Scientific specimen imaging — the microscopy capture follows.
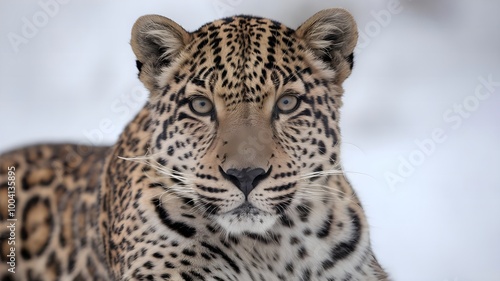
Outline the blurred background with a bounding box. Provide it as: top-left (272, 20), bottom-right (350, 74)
top-left (1, 0), bottom-right (499, 280)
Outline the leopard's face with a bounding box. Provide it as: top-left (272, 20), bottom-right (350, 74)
top-left (131, 10), bottom-right (358, 234)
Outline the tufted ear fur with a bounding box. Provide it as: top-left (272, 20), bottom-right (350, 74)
top-left (296, 8), bottom-right (358, 84)
top-left (131, 15), bottom-right (191, 91)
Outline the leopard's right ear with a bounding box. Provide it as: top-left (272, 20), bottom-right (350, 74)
top-left (131, 15), bottom-right (191, 88)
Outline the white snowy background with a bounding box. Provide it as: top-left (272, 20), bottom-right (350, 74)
top-left (1, 1), bottom-right (500, 280)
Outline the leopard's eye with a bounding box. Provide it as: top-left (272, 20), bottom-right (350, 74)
top-left (276, 95), bottom-right (300, 114)
top-left (189, 96), bottom-right (213, 115)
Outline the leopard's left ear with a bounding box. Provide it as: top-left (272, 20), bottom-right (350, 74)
top-left (296, 8), bottom-right (358, 84)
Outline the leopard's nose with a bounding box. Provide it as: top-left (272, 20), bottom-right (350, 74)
top-left (219, 166), bottom-right (272, 197)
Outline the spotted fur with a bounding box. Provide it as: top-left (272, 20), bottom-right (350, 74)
top-left (0, 9), bottom-right (389, 281)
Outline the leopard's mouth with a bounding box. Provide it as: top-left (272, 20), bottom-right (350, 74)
top-left (215, 202), bottom-right (277, 234)
top-left (230, 202), bottom-right (261, 216)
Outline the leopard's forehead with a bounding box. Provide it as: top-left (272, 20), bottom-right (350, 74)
top-left (182, 16), bottom-right (314, 108)
top-left (193, 15), bottom-right (297, 60)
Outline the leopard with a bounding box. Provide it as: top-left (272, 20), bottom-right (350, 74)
top-left (0, 8), bottom-right (390, 281)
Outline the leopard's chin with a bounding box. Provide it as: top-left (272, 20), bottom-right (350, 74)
top-left (215, 203), bottom-right (277, 235)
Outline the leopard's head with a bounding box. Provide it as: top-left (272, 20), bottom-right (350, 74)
top-left (131, 9), bottom-right (358, 234)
